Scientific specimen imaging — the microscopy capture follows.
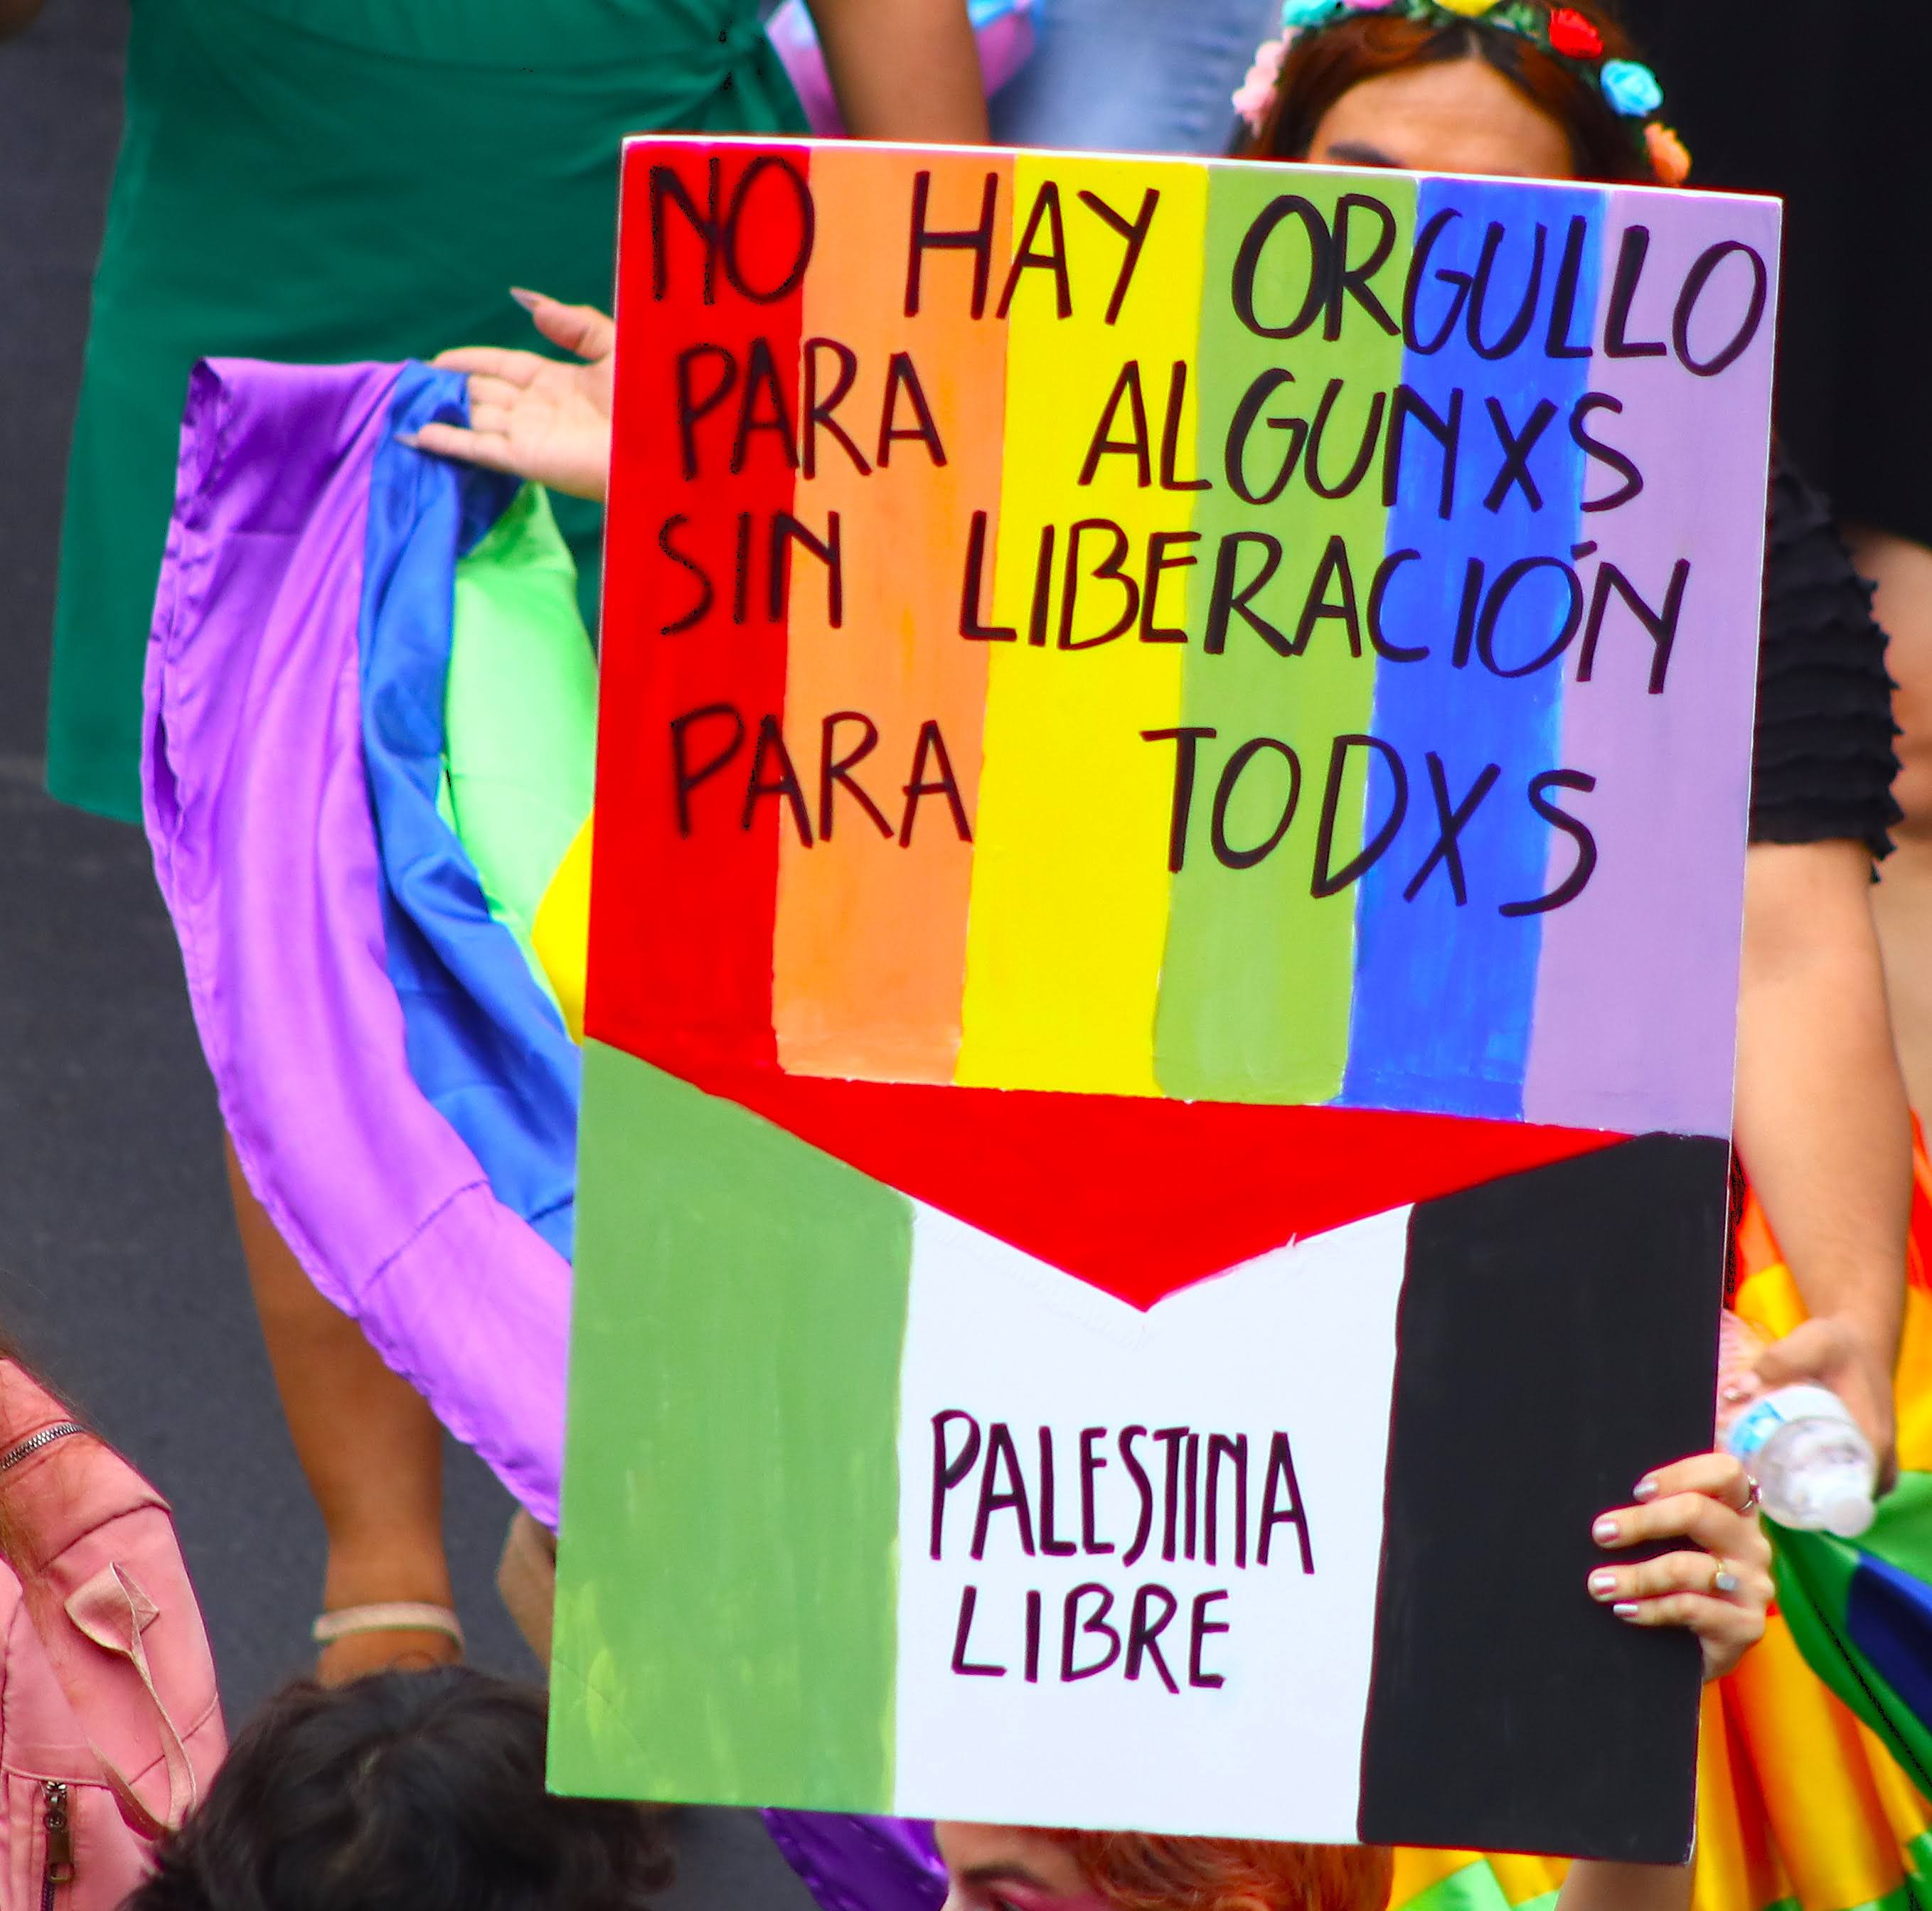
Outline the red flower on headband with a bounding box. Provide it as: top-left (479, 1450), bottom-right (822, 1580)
top-left (1547, 8), bottom-right (1604, 58)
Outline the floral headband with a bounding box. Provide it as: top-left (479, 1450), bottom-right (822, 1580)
top-left (1234, 0), bottom-right (1692, 186)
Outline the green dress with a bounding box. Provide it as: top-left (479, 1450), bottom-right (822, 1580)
top-left (48, 0), bottom-right (806, 821)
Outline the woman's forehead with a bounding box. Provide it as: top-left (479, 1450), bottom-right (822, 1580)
top-left (1308, 57), bottom-right (1579, 180)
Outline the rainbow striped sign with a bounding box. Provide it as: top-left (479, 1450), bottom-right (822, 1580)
top-left (588, 139), bottom-right (1776, 1138)
top-left (556, 139), bottom-right (1778, 1857)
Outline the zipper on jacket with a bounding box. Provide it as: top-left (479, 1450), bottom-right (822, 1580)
top-left (41, 1780), bottom-right (73, 1911)
top-left (0, 1424), bottom-right (83, 1473)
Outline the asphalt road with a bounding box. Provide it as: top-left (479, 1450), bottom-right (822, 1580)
top-left (0, 8), bottom-right (813, 1904)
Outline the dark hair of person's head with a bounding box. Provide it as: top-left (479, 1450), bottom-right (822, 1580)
top-left (1251, 1), bottom-right (1651, 185)
top-left (124, 1668), bottom-right (672, 1911)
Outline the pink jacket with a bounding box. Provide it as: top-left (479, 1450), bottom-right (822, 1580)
top-left (0, 1364), bottom-right (225, 1910)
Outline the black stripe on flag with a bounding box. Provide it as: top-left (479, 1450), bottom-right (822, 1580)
top-left (1357, 1133), bottom-right (1729, 1861)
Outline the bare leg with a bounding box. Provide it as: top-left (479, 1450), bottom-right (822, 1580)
top-left (1850, 527), bottom-right (1932, 1115)
top-left (223, 1136), bottom-right (459, 1683)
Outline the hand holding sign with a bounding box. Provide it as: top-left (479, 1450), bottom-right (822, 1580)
top-left (1587, 1451), bottom-right (1773, 1683)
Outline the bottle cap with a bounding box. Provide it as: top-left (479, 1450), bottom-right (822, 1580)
top-left (1822, 1486), bottom-right (1877, 1540)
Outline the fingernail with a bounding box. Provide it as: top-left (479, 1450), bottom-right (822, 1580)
top-left (1593, 1516), bottom-right (1620, 1544)
top-left (394, 430), bottom-right (420, 449)
top-left (1714, 1569), bottom-right (1741, 1595)
top-left (510, 286), bottom-right (543, 311)
top-left (1633, 1477), bottom-right (1659, 1502)
top-left (1589, 1570), bottom-right (1618, 1599)
top-left (1613, 1601), bottom-right (1641, 1621)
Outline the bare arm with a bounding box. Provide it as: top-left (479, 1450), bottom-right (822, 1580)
top-left (1732, 839), bottom-right (1913, 1471)
top-left (0, 0), bottom-right (48, 38)
top-left (805, 0), bottom-right (988, 144)
top-left (1557, 1863), bottom-right (1692, 1911)
top-left (1554, 1455), bottom-right (1768, 1911)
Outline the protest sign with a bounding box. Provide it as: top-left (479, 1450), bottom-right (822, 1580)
top-left (550, 136), bottom-right (1779, 1861)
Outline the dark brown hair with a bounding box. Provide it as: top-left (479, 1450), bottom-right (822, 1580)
top-left (127, 1669), bottom-right (671, 1911)
top-left (1044, 1829), bottom-right (1394, 1911)
top-left (1251, 3), bottom-right (1651, 185)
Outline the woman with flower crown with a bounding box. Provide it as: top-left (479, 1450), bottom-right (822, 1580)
top-left (160, 0), bottom-right (1925, 1904)
top-left (1222, 9), bottom-right (1924, 1909)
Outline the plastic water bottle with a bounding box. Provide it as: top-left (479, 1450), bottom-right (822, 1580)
top-left (1717, 1312), bottom-right (1877, 1539)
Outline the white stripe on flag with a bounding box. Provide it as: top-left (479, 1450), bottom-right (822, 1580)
top-left (892, 1201), bottom-right (1411, 1841)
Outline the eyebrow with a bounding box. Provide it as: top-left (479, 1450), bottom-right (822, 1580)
top-left (1323, 139), bottom-right (1400, 168)
top-left (961, 1866), bottom-right (1057, 1891)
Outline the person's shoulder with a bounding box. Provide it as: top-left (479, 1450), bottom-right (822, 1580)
top-left (1761, 445), bottom-right (1884, 648)
top-left (0, 1363), bottom-right (225, 1838)
top-left (0, 1363), bottom-right (166, 1569)
top-left (1753, 444), bottom-right (1901, 858)
top-left (1766, 445), bottom-right (1838, 552)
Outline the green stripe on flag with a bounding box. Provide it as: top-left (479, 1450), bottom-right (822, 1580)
top-left (1840, 1885), bottom-right (1918, 1911)
top-left (1859, 1471), bottom-right (1932, 1587)
top-left (1906, 1827), bottom-right (1932, 1882)
top-left (550, 1041), bottom-right (913, 1809)
top-left (447, 481), bottom-right (598, 1003)
top-left (1771, 1513), bottom-right (1932, 1803)
top-left (1393, 1862), bottom-right (1555, 1911)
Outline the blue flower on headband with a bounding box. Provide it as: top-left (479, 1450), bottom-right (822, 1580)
top-left (1281, 0), bottom-right (1343, 26)
top-left (1600, 59), bottom-right (1664, 117)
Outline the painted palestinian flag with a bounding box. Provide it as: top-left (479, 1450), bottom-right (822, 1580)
top-left (561, 1041), bottom-right (1726, 1855)
top-left (552, 138), bottom-right (1781, 1861)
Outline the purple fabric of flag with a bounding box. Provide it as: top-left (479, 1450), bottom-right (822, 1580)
top-left (142, 357), bottom-right (570, 1527)
top-left (762, 1813), bottom-right (944, 1911)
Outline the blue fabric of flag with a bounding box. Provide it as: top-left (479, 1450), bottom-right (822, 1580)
top-left (357, 365), bottom-right (582, 1260)
top-left (1846, 1548), bottom-right (1932, 1738)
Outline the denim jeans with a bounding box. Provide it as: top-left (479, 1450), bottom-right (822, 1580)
top-left (990, 0), bottom-right (1276, 156)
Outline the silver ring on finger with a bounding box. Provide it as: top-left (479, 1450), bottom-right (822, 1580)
top-left (1712, 1558), bottom-right (1741, 1597)
top-left (1737, 1473), bottom-right (1761, 1516)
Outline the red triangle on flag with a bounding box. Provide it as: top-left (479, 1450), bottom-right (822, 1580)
top-left (668, 1059), bottom-right (1621, 1310)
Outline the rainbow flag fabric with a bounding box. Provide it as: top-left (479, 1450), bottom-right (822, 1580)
top-left (143, 358), bottom-right (589, 1527)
